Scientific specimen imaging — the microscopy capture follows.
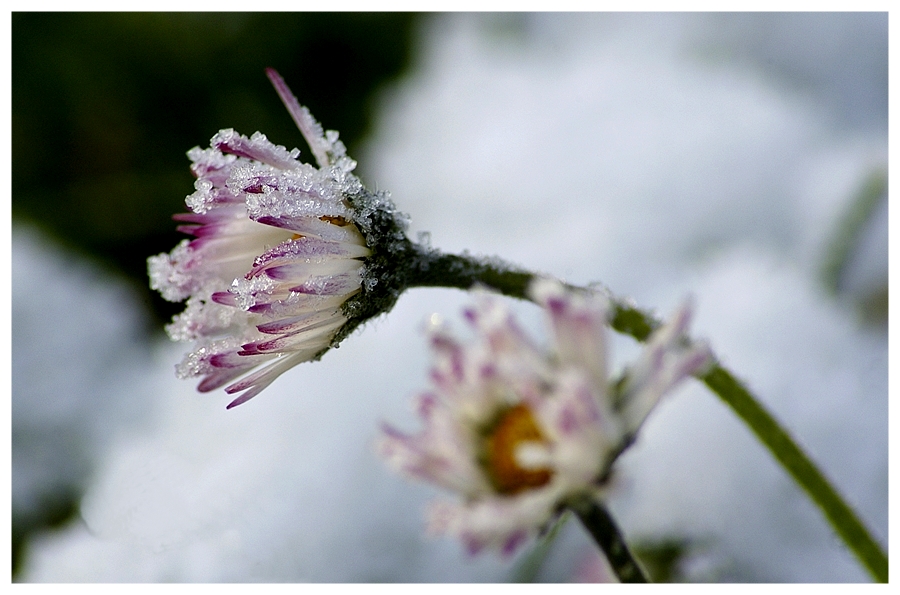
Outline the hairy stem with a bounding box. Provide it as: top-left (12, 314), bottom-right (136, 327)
top-left (404, 248), bottom-right (888, 583)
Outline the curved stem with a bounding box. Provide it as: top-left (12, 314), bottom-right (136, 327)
top-left (570, 496), bottom-right (649, 583)
top-left (701, 366), bottom-right (888, 583)
top-left (404, 248), bottom-right (888, 583)
top-left (402, 246), bottom-right (534, 299)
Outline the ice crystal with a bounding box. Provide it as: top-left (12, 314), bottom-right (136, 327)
top-left (147, 69), bottom-right (415, 407)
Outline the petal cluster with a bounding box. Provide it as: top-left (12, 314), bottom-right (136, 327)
top-left (378, 279), bottom-right (712, 555)
top-left (148, 70), bottom-right (370, 408)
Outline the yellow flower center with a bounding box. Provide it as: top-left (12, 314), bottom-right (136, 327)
top-left (319, 215), bottom-right (350, 226)
top-left (291, 216), bottom-right (351, 240)
top-left (482, 404), bottom-right (553, 495)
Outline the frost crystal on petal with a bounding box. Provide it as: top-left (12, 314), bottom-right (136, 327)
top-left (147, 241), bottom-right (194, 302)
top-left (147, 70), bottom-right (384, 407)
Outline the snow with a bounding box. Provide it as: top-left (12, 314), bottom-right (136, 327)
top-left (14, 13), bottom-right (887, 582)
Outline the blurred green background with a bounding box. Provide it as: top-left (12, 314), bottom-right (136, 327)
top-left (12, 12), bottom-right (421, 330)
top-left (11, 11), bottom-right (420, 574)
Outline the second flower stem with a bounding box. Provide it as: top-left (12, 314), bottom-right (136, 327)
top-left (570, 496), bottom-right (649, 583)
top-left (403, 247), bottom-right (888, 583)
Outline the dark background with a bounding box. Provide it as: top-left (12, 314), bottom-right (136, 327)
top-left (11, 12), bottom-right (421, 575)
top-left (12, 12), bottom-right (421, 330)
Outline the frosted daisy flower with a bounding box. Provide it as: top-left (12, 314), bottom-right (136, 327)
top-left (378, 278), bottom-right (713, 555)
top-left (149, 69), bottom-right (397, 408)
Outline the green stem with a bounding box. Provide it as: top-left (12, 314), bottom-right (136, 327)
top-left (404, 249), bottom-right (888, 583)
top-left (512, 511), bottom-right (571, 582)
top-left (701, 366), bottom-right (888, 583)
top-left (403, 247), bottom-right (534, 299)
top-left (820, 168), bottom-right (887, 294)
top-left (570, 496), bottom-right (649, 583)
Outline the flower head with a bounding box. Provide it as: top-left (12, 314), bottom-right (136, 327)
top-left (378, 279), bottom-right (712, 555)
top-left (149, 69), bottom-right (408, 408)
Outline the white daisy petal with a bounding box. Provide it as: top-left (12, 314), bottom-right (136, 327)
top-left (379, 278), bottom-right (708, 556)
top-left (147, 71), bottom-right (372, 407)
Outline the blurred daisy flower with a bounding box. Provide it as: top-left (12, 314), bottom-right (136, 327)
top-left (149, 69), bottom-right (405, 408)
top-left (378, 278), bottom-right (712, 555)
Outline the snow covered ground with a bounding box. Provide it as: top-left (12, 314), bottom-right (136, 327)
top-left (13, 13), bottom-right (887, 582)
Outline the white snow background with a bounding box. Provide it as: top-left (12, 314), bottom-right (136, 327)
top-left (13, 13), bottom-right (888, 582)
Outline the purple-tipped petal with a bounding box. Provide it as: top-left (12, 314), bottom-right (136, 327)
top-left (212, 129), bottom-right (300, 171)
top-left (378, 280), bottom-right (708, 558)
top-left (197, 366), bottom-right (255, 393)
top-left (501, 530), bottom-right (528, 557)
top-left (266, 68), bottom-right (332, 168)
top-left (148, 70), bottom-right (379, 409)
